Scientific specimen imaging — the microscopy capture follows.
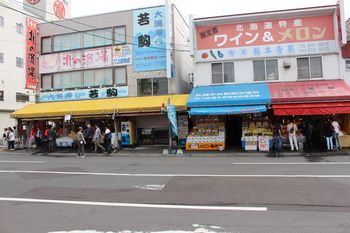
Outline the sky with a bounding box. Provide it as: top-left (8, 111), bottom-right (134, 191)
top-left (71, 0), bottom-right (349, 21)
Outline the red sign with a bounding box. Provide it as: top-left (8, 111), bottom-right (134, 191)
top-left (25, 18), bottom-right (38, 90)
top-left (53, 0), bottom-right (65, 19)
top-left (268, 80), bottom-right (350, 103)
top-left (27, 0), bottom-right (40, 4)
top-left (196, 15), bottom-right (335, 50)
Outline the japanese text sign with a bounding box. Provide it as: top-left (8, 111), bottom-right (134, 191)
top-left (196, 15), bottom-right (336, 61)
top-left (39, 86), bottom-right (129, 102)
top-left (113, 45), bottom-right (132, 66)
top-left (133, 6), bottom-right (167, 72)
top-left (25, 18), bottom-right (38, 90)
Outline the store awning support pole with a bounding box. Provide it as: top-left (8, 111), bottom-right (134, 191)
top-left (113, 109), bottom-right (119, 150)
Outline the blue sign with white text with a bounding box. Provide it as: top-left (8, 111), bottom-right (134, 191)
top-left (133, 6), bottom-right (166, 72)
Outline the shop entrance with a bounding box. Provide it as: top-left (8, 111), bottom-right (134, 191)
top-left (226, 116), bottom-right (243, 149)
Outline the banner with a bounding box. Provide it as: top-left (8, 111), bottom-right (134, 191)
top-left (167, 104), bottom-right (178, 137)
top-left (113, 45), bottom-right (132, 66)
top-left (25, 18), bottom-right (38, 90)
top-left (133, 6), bottom-right (167, 72)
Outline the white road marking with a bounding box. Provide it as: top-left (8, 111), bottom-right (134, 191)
top-left (0, 160), bottom-right (46, 164)
top-left (135, 184), bottom-right (165, 190)
top-left (0, 197), bottom-right (267, 211)
top-left (49, 228), bottom-right (224, 233)
top-left (0, 170), bottom-right (350, 178)
top-left (233, 162), bottom-right (350, 165)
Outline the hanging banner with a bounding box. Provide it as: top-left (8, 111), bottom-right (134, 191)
top-left (113, 45), bottom-right (132, 66)
top-left (25, 18), bottom-right (38, 90)
top-left (167, 104), bottom-right (178, 137)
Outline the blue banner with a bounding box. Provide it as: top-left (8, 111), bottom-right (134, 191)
top-left (189, 105), bottom-right (267, 116)
top-left (187, 83), bottom-right (271, 107)
top-left (133, 6), bottom-right (166, 72)
top-left (39, 86), bottom-right (128, 102)
top-left (167, 104), bottom-right (178, 137)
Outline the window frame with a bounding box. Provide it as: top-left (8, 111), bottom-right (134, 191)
top-left (211, 62), bottom-right (235, 84)
top-left (113, 66), bottom-right (127, 86)
top-left (346, 59), bottom-right (350, 71)
top-left (41, 74), bottom-right (53, 90)
top-left (297, 56), bottom-right (323, 80)
top-left (53, 32), bottom-right (83, 53)
top-left (0, 91), bottom-right (4, 101)
top-left (137, 77), bottom-right (169, 96)
top-left (0, 52), bottom-right (3, 64)
top-left (0, 16), bottom-right (4, 27)
top-left (83, 27), bottom-right (113, 49)
top-left (253, 59), bottom-right (279, 82)
top-left (16, 92), bottom-right (29, 102)
top-left (16, 57), bottom-right (23, 68)
top-left (113, 26), bottom-right (126, 45)
top-left (16, 23), bottom-right (23, 34)
top-left (41, 37), bottom-right (52, 54)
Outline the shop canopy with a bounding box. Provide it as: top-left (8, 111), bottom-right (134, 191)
top-left (187, 83), bottom-right (271, 108)
top-left (11, 94), bottom-right (189, 119)
top-left (272, 102), bottom-right (350, 116)
top-left (189, 105), bottom-right (267, 116)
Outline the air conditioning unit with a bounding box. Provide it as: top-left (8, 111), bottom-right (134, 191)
top-left (283, 61), bottom-right (291, 69)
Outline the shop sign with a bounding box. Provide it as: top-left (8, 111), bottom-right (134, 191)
top-left (39, 47), bottom-right (113, 73)
top-left (113, 45), bottom-right (132, 66)
top-left (54, 0), bottom-right (65, 19)
top-left (25, 18), bottom-right (38, 90)
top-left (336, 0), bottom-right (347, 46)
top-left (167, 104), bottom-right (178, 136)
top-left (258, 136), bottom-right (270, 152)
top-left (39, 86), bottom-right (128, 102)
top-left (133, 6), bottom-right (167, 72)
top-left (27, 0), bottom-right (40, 4)
top-left (195, 15), bottom-right (336, 62)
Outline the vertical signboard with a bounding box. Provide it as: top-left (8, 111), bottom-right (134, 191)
top-left (25, 18), bottom-right (38, 90)
top-left (336, 0), bottom-right (347, 46)
top-left (165, 0), bottom-right (174, 78)
top-left (133, 6), bottom-right (166, 72)
top-left (167, 104), bottom-right (178, 136)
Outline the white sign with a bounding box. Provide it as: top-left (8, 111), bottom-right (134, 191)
top-left (258, 136), bottom-right (270, 152)
top-left (112, 45), bottom-right (132, 66)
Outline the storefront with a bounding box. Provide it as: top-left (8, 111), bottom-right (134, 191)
top-left (269, 80), bottom-right (350, 149)
top-left (186, 83), bottom-right (272, 151)
top-left (11, 94), bottom-right (189, 148)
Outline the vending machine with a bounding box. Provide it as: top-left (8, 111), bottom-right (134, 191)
top-left (121, 121), bottom-right (134, 146)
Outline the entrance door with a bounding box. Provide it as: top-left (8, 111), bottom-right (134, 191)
top-left (226, 116), bottom-right (243, 149)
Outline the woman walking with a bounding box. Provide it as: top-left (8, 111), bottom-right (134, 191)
top-left (77, 127), bottom-right (86, 157)
top-left (323, 119), bottom-right (334, 152)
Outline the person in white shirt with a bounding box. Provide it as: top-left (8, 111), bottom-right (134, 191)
top-left (331, 118), bottom-right (342, 150)
top-left (287, 119), bottom-right (298, 151)
top-left (7, 128), bottom-right (15, 151)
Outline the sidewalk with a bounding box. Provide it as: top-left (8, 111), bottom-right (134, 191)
top-left (0, 146), bottom-right (349, 158)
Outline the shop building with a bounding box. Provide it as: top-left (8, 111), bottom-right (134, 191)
top-left (0, 0), bottom-right (71, 139)
top-left (187, 4), bottom-right (350, 151)
top-left (11, 2), bottom-right (193, 148)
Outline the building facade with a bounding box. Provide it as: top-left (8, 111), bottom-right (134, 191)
top-left (186, 5), bottom-right (350, 151)
top-left (12, 3), bottom-right (193, 148)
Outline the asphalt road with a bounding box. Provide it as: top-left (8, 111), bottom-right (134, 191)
top-left (0, 152), bottom-right (350, 233)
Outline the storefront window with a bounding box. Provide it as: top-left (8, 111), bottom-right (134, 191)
top-left (297, 57), bottom-right (322, 79)
top-left (42, 74), bottom-right (52, 90)
top-left (212, 62), bottom-right (235, 84)
top-left (253, 59), bottom-right (278, 81)
top-left (114, 67), bottom-right (127, 85)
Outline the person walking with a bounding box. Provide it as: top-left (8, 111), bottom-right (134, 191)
top-left (7, 128), bottom-right (15, 151)
top-left (35, 127), bottom-right (42, 148)
top-left (2, 128), bottom-right (8, 149)
top-left (301, 121), bottom-right (313, 150)
top-left (84, 124), bottom-right (94, 151)
top-left (273, 122), bottom-right (283, 157)
top-left (104, 126), bottom-right (112, 155)
top-left (331, 118), bottom-right (342, 150)
top-left (324, 119), bottom-right (334, 151)
top-left (93, 125), bottom-right (105, 153)
top-left (287, 119), bottom-right (298, 151)
top-left (47, 126), bottom-right (55, 153)
top-left (77, 127), bottom-right (86, 157)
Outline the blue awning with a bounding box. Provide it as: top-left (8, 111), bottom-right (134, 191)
top-left (189, 105), bottom-right (267, 116)
top-left (187, 83), bottom-right (271, 108)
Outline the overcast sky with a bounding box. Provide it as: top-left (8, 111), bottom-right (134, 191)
top-left (71, 0), bottom-right (349, 21)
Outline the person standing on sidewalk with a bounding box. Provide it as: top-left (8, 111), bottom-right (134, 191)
top-left (77, 127), bottom-right (86, 157)
top-left (84, 124), bottom-right (94, 151)
top-left (324, 119), bottom-right (334, 152)
top-left (287, 119), bottom-right (298, 151)
top-left (273, 122), bottom-right (283, 156)
top-left (104, 126), bottom-right (112, 155)
top-left (7, 128), bottom-right (15, 151)
top-left (93, 125), bottom-right (105, 153)
top-left (331, 118), bottom-right (342, 150)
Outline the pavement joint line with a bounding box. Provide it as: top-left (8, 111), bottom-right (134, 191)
top-left (0, 160), bottom-right (46, 163)
top-left (0, 197), bottom-right (267, 211)
top-left (1, 170), bottom-right (350, 178)
top-left (232, 162), bottom-right (350, 165)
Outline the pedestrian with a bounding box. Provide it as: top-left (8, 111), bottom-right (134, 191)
top-left (331, 118), bottom-right (342, 150)
top-left (104, 126), bottom-right (112, 155)
top-left (48, 126), bottom-right (55, 153)
top-left (273, 121), bottom-right (283, 156)
top-left (34, 127), bottom-right (42, 148)
top-left (324, 119), bottom-right (334, 151)
top-left (93, 125), bottom-right (105, 153)
top-left (84, 124), bottom-right (94, 151)
top-left (301, 121), bottom-right (312, 150)
top-left (77, 126), bottom-right (86, 157)
top-left (2, 128), bottom-right (8, 149)
top-left (7, 128), bottom-right (15, 151)
top-left (287, 119), bottom-right (298, 151)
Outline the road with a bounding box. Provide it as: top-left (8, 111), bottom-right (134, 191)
top-left (0, 152), bottom-right (350, 233)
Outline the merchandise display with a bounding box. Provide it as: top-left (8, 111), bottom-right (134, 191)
top-left (186, 116), bottom-right (225, 151)
top-left (241, 116), bottom-right (273, 151)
